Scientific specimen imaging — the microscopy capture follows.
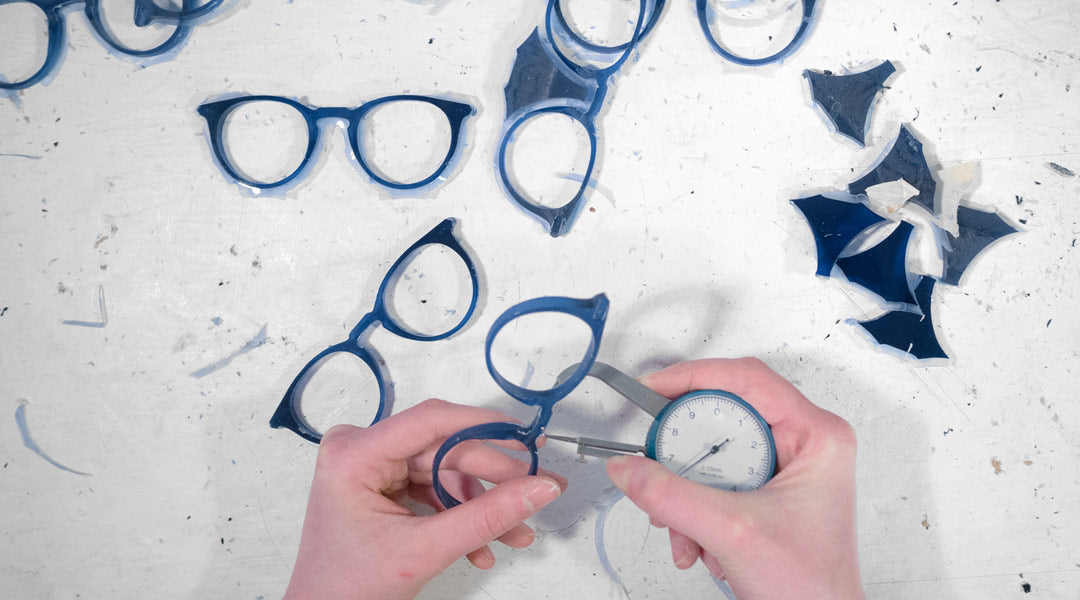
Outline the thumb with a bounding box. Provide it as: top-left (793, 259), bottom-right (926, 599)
top-left (424, 476), bottom-right (562, 564)
top-left (606, 455), bottom-right (745, 550)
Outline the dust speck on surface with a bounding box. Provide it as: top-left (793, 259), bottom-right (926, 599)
top-left (991, 457), bottom-right (1003, 474)
top-left (921, 516), bottom-right (930, 529)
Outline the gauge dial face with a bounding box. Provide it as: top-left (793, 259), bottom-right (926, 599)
top-left (651, 391), bottom-right (775, 492)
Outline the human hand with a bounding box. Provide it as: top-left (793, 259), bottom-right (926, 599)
top-left (605, 358), bottom-right (863, 600)
top-left (283, 399), bottom-right (567, 600)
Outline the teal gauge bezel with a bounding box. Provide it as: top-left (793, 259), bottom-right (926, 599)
top-left (645, 389), bottom-right (778, 489)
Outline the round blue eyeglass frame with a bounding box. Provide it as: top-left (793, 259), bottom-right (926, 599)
top-left (269, 218), bottom-right (481, 444)
top-left (696, 0), bottom-right (820, 66)
top-left (197, 94), bottom-right (475, 194)
top-left (496, 0), bottom-right (651, 237)
top-left (133, 0), bottom-right (223, 26)
top-left (432, 293), bottom-right (609, 509)
top-left (0, 0), bottom-right (195, 91)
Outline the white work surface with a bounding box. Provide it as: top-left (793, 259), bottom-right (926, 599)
top-left (2, 1), bottom-right (1079, 598)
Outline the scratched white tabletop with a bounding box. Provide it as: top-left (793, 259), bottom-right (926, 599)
top-left (1, 1), bottom-right (1078, 599)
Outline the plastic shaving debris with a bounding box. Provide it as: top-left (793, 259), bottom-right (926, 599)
top-left (190, 323), bottom-right (268, 378)
top-left (62, 285), bottom-right (109, 328)
top-left (14, 400), bottom-right (91, 476)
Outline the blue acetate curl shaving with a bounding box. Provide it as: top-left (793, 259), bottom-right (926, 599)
top-left (696, 0), bottom-right (820, 66)
top-left (0, 0), bottom-right (199, 91)
top-left (432, 294), bottom-right (609, 509)
top-left (791, 194), bottom-right (887, 277)
top-left (805, 61), bottom-right (897, 146)
top-left (939, 205), bottom-right (1020, 286)
top-left (15, 400), bottom-right (91, 476)
top-left (270, 219), bottom-right (480, 444)
top-left (835, 221), bottom-right (917, 306)
top-left (497, 0), bottom-right (651, 237)
top-left (198, 94), bottom-right (475, 195)
top-left (849, 124), bottom-right (939, 215)
top-left (854, 276), bottom-right (948, 359)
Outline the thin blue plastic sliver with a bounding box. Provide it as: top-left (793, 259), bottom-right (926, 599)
top-left (939, 205), bottom-right (1020, 286)
top-left (805, 61), bottom-right (897, 146)
top-left (834, 221), bottom-right (917, 306)
top-left (856, 276), bottom-right (948, 359)
top-left (848, 125), bottom-right (938, 214)
top-left (503, 31), bottom-right (595, 119)
top-left (791, 194), bottom-right (888, 277)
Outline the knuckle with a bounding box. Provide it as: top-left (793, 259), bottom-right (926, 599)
top-left (818, 414), bottom-right (858, 457)
top-left (419, 397), bottom-right (450, 410)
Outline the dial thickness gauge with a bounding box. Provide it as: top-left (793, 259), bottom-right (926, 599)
top-left (646, 390), bottom-right (776, 491)
top-left (547, 362), bottom-right (778, 493)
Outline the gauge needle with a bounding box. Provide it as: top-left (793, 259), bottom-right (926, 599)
top-left (675, 437), bottom-right (731, 477)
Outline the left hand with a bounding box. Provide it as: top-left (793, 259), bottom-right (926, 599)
top-left (283, 398), bottom-right (567, 600)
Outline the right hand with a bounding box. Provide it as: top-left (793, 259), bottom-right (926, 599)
top-left (605, 358), bottom-right (864, 600)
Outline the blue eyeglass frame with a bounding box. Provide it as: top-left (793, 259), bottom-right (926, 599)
top-left (197, 94), bottom-right (476, 194)
top-left (432, 293), bottom-right (609, 509)
top-left (496, 0), bottom-right (653, 237)
top-left (269, 218), bottom-right (481, 444)
top-left (696, 0), bottom-right (820, 66)
top-left (0, 0), bottom-right (195, 91)
top-left (551, 0), bottom-right (818, 67)
top-left (133, 0), bottom-right (223, 26)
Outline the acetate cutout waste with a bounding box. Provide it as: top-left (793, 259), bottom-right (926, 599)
top-left (805, 60), bottom-right (897, 146)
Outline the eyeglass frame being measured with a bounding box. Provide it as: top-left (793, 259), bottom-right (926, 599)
top-left (269, 218), bottom-right (481, 444)
top-left (196, 94), bottom-right (476, 194)
top-left (432, 293), bottom-right (609, 509)
top-left (0, 0), bottom-right (198, 91)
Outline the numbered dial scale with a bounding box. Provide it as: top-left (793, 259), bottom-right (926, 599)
top-left (549, 363), bottom-right (777, 492)
top-left (646, 390), bottom-right (776, 491)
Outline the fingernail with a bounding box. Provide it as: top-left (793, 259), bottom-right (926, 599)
top-left (606, 455), bottom-right (631, 490)
top-left (523, 479), bottom-right (561, 512)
